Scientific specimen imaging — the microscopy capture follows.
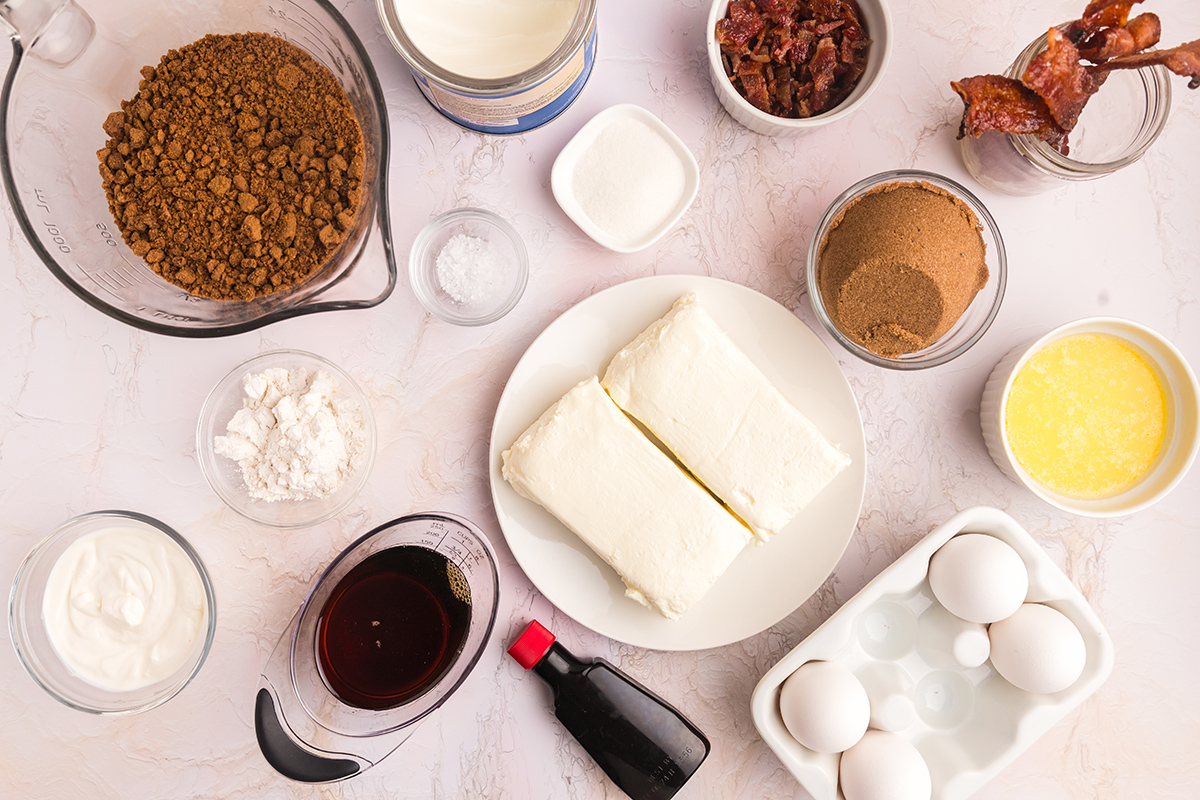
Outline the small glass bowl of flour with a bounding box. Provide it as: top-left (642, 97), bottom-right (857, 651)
top-left (196, 350), bottom-right (377, 529)
top-left (409, 208), bottom-right (529, 326)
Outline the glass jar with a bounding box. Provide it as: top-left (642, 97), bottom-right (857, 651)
top-left (959, 25), bottom-right (1172, 196)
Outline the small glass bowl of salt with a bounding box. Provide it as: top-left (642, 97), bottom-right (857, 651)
top-left (409, 208), bottom-right (529, 326)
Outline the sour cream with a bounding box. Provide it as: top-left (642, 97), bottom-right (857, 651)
top-left (392, 0), bottom-right (580, 79)
top-left (42, 525), bottom-right (207, 691)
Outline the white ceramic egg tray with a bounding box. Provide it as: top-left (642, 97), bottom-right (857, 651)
top-left (750, 505), bottom-right (1114, 800)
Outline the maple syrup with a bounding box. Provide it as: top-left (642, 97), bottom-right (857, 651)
top-left (317, 546), bottom-right (471, 710)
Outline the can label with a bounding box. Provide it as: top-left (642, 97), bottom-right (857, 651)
top-left (411, 21), bottom-right (597, 134)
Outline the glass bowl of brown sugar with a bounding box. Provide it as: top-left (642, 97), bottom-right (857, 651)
top-left (806, 170), bottom-right (1007, 369)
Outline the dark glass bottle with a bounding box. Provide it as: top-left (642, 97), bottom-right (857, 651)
top-left (508, 620), bottom-right (710, 800)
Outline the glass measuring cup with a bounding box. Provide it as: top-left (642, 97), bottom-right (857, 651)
top-left (255, 513), bottom-right (500, 783)
top-left (0, 0), bottom-right (396, 336)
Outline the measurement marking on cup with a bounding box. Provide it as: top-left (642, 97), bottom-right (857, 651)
top-left (96, 221), bottom-right (119, 248)
top-left (30, 188), bottom-right (74, 254)
top-left (42, 221), bottom-right (72, 253)
top-left (88, 268), bottom-right (135, 298)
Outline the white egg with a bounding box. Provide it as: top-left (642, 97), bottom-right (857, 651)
top-left (839, 729), bottom-right (932, 800)
top-left (778, 660), bottom-right (870, 753)
top-left (988, 603), bottom-right (1087, 694)
top-left (928, 533), bottom-right (1028, 624)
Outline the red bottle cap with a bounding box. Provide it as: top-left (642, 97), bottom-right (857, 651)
top-left (507, 620), bottom-right (556, 669)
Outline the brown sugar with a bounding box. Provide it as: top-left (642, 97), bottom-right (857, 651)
top-left (817, 181), bottom-right (988, 357)
top-left (97, 33), bottom-right (364, 301)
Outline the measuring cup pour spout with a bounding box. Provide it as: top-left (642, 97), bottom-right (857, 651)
top-left (1, 0), bottom-right (95, 65)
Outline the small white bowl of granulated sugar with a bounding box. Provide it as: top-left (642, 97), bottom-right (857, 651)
top-left (409, 207), bottom-right (529, 326)
top-left (552, 104), bottom-right (700, 253)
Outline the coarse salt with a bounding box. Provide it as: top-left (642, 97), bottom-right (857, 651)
top-left (571, 116), bottom-right (687, 246)
top-left (435, 233), bottom-right (505, 306)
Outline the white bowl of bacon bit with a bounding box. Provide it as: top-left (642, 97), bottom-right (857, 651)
top-left (707, 0), bottom-right (892, 136)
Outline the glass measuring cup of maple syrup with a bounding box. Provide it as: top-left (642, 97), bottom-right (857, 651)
top-left (316, 545), bottom-right (473, 710)
top-left (0, 0), bottom-right (396, 336)
top-left (255, 513), bottom-right (500, 783)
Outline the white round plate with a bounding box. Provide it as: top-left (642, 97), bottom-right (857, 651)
top-left (489, 275), bottom-right (866, 650)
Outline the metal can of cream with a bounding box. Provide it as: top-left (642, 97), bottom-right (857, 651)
top-left (376, 0), bottom-right (597, 134)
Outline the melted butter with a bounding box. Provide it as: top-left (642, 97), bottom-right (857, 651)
top-left (1005, 333), bottom-right (1167, 498)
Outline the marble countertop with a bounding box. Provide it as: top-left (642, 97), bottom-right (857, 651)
top-left (2, 0), bottom-right (1198, 797)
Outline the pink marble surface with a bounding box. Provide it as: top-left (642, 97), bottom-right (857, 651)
top-left (1, 0), bottom-right (1198, 797)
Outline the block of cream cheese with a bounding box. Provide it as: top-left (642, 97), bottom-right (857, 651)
top-left (502, 376), bottom-right (753, 620)
top-left (602, 294), bottom-right (851, 540)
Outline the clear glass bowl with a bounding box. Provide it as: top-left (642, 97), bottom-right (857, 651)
top-left (8, 510), bottom-right (216, 715)
top-left (0, 0), bottom-right (396, 336)
top-left (807, 170), bottom-right (1007, 369)
top-left (196, 350), bottom-right (376, 528)
top-left (409, 208), bottom-right (529, 326)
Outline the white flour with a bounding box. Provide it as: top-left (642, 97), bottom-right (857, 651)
top-left (213, 367), bottom-right (365, 502)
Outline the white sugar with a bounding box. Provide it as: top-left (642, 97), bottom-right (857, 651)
top-left (571, 116), bottom-right (687, 246)
top-left (435, 233), bottom-right (505, 306)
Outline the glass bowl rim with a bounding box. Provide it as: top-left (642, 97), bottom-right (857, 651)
top-left (8, 509), bottom-right (217, 715)
top-left (806, 169), bottom-right (1008, 370)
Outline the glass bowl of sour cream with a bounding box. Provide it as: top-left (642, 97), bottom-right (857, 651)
top-left (8, 510), bottom-right (216, 715)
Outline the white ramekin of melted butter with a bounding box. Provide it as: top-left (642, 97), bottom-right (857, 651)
top-left (377, 0), bottom-right (596, 133)
top-left (982, 317), bottom-right (1199, 516)
top-left (10, 511), bottom-right (215, 714)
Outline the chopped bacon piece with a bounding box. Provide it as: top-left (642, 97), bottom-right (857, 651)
top-left (736, 59), bottom-right (771, 111)
top-left (1090, 37), bottom-right (1200, 89)
top-left (781, 28), bottom-right (815, 64)
top-left (808, 0), bottom-right (845, 21)
top-left (808, 36), bottom-right (839, 111)
top-left (952, 75), bottom-right (1070, 153)
top-left (1022, 26), bottom-right (1102, 130)
top-left (715, 1), bottom-right (766, 50)
top-left (758, 0), bottom-right (798, 24)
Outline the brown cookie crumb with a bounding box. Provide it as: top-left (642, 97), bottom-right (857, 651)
top-left (97, 32), bottom-right (364, 301)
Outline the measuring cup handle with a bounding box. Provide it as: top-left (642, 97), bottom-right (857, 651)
top-left (255, 687), bottom-right (361, 783)
top-left (1, 0), bottom-right (94, 65)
